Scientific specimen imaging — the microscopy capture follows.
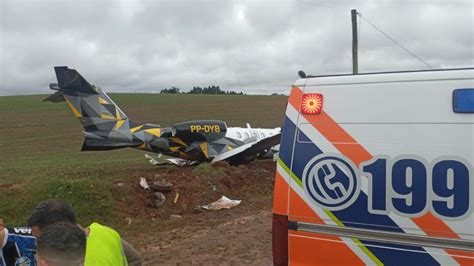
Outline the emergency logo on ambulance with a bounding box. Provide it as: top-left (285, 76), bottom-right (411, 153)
top-left (302, 154), bottom-right (472, 220)
top-left (302, 154), bottom-right (360, 211)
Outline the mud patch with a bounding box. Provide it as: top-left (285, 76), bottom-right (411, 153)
top-left (117, 160), bottom-right (276, 264)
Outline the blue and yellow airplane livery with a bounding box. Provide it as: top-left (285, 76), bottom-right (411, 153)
top-left (45, 67), bottom-right (280, 164)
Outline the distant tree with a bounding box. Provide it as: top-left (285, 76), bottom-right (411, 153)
top-left (160, 87), bottom-right (181, 94)
top-left (162, 85), bottom-right (246, 95)
top-left (188, 86), bottom-right (203, 94)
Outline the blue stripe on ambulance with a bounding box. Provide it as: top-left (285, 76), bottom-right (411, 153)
top-left (279, 116), bottom-right (298, 167)
top-left (360, 240), bottom-right (442, 266)
top-left (285, 116), bottom-right (439, 265)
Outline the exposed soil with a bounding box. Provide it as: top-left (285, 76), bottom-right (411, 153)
top-left (117, 160), bottom-right (276, 265)
top-left (137, 202), bottom-right (273, 265)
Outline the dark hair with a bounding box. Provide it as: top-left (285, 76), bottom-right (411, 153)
top-left (36, 222), bottom-right (86, 266)
top-left (27, 200), bottom-right (77, 229)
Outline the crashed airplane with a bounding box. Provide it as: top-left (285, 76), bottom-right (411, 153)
top-left (45, 67), bottom-right (281, 165)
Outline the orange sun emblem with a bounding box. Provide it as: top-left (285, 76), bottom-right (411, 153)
top-left (301, 93), bottom-right (323, 114)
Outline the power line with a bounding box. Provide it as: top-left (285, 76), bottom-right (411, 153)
top-left (357, 13), bottom-right (433, 69)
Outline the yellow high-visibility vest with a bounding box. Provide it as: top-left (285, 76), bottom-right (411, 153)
top-left (84, 223), bottom-right (128, 266)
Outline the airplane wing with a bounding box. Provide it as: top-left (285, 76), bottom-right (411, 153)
top-left (211, 133), bottom-right (281, 164)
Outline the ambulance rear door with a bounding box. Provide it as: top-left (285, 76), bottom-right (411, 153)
top-left (283, 69), bottom-right (474, 265)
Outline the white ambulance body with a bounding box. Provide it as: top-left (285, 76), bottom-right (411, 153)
top-left (272, 69), bottom-right (474, 265)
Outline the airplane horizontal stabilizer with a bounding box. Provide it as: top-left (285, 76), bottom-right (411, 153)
top-left (81, 138), bottom-right (138, 151)
top-left (43, 90), bottom-right (65, 102)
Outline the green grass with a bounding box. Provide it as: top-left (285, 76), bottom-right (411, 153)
top-left (0, 93), bottom-right (287, 226)
top-left (192, 163), bottom-right (226, 179)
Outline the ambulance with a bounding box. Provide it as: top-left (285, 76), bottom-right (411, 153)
top-left (272, 68), bottom-right (474, 265)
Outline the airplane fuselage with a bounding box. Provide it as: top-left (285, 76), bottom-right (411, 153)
top-left (134, 123), bottom-right (280, 162)
top-left (47, 67), bottom-right (282, 165)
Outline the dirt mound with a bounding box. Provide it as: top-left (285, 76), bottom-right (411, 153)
top-left (116, 160), bottom-right (276, 222)
top-left (117, 160), bottom-right (277, 264)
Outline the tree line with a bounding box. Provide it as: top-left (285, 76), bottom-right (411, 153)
top-left (160, 85), bottom-right (244, 95)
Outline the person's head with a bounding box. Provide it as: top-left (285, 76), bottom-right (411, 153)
top-left (27, 200), bottom-right (77, 236)
top-left (36, 222), bottom-right (86, 266)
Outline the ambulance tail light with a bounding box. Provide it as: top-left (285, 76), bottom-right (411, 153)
top-left (301, 93), bottom-right (323, 115)
top-left (272, 213), bottom-right (289, 266)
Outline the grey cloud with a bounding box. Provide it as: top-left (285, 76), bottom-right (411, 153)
top-left (1, 0), bottom-right (472, 96)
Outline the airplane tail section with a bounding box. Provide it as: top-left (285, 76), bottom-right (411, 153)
top-left (45, 66), bottom-right (140, 151)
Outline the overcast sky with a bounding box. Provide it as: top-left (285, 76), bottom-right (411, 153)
top-left (1, 0), bottom-right (472, 95)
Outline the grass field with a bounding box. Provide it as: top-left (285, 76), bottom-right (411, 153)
top-left (0, 93), bottom-right (287, 227)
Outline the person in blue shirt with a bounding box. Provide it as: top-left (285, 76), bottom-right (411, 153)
top-left (0, 219), bottom-right (36, 266)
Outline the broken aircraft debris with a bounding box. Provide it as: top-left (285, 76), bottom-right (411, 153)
top-left (45, 66), bottom-right (281, 165)
top-left (201, 196), bottom-right (242, 211)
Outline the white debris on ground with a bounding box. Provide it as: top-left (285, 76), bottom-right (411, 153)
top-left (145, 154), bottom-right (162, 165)
top-left (201, 196), bottom-right (242, 211)
top-left (139, 177), bottom-right (151, 191)
top-left (145, 153), bottom-right (199, 166)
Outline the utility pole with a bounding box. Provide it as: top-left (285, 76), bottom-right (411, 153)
top-left (351, 9), bottom-right (358, 74)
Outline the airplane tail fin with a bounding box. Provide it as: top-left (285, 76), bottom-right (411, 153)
top-left (45, 66), bottom-right (140, 151)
